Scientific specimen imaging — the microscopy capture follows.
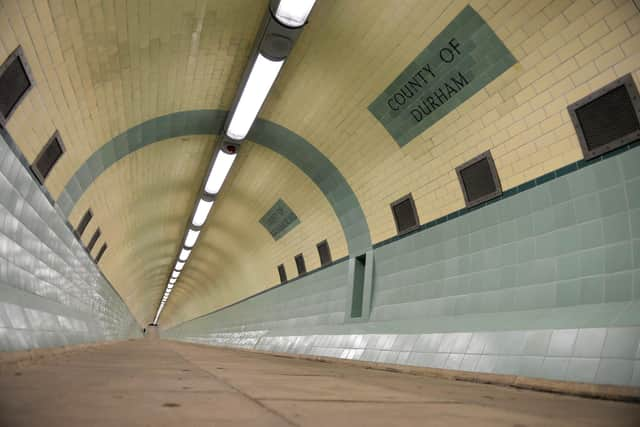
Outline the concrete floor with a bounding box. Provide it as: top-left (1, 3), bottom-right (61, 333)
top-left (0, 340), bottom-right (638, 426)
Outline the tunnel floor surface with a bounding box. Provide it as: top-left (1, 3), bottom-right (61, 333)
top-left (0, 340), bottom-right (639, 426)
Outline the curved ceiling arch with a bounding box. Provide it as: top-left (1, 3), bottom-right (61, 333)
top-left (56, 110), bottom-right (371, 255)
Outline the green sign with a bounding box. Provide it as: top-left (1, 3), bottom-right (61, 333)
top-left (368, 6), bottom-right (516, 147)
top-left (259, 199), bottom-right (300, 240)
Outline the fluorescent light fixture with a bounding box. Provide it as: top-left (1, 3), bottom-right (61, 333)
top-left (179, 248), bottom-right (191, 262)
top-left (171, 270), bottom-right (180, 279)
top-left (275, 0), bottom-right (317, 27)
top-left (192, 199), bottom-right (214, 227)
top-left (175, 261), bottom-right (185, 271)
top-left (169, 278), bottom-right (176, 284)
top-left (204, 151), bottom-right (237, 194)
top-left (225, 54), bottom-right (284, 141)
top-left (168, 284), bottom-right (174, 289)
top-left (184, 229), bottom-right (200, 247)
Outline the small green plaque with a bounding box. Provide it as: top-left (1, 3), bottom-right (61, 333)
top-left (259, 199), bottom-right (300, 240)
top-left (368, 5), bottom-right (516, 147)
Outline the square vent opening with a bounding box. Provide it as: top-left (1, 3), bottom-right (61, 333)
top-left (456, 151), bottom-right (502, 207)
top-left (31, 132), bottom-right (65, 184)
top-left (96, 243), bottom-right (107, 263)
top-left (277, 264), bottom-right (287, 283)
top-left (295, 253), bottom-right (306, 275)
top-left (569, 74), bottom-right (640, 159)
top-left (0, 47), bottom-right (33, 124)
top-left (317, 240), bottom-right (332, 267)
top-left (87, 228), bottom-right (101, 253)
top-left (391, 194), bottom-right (420, 235)
top-left (76, 209), bottom-right (93, 238)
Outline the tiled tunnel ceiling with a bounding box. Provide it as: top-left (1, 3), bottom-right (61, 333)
top-left (2, 0), bottom-right (639, 327)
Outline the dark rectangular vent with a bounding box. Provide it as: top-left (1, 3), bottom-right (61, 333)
top-left (295, 253), bottom-right (306, 275)
top-left (456, 151), bottom-right (502, 207)
top-left (76, 209), bottom-right (93, 238)
top-left (317, 240), bottom-right (332, 267)
top-left (31, 132), bottom-right (65, 184)
top-left (351, 254), bottom-right (366, 318)
top-left (277, 264), bottom-right (287, 283)
top-left (87, 228), bottom-right (101, 253)
top-left (95, 243), bottom-right (107, 263)
top-left (391, 194), bottom-right (420, 234)
top-left (569, 74), bottom-right (640, 159)
top-left (0, 47), bottom-right (33, 124)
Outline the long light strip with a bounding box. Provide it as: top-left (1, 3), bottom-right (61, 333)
top-left (226, 54), bottom-right (284, 140)
top-left (192, 199), bottom-right (214, 227)
top-left (184, 229), bottom-right (200, 248)
top-left (204, 151), bottom-right (237, 194)
top-left (154, 3), bottom-right (316, 325)
top-left (275, 0), bottom-right (317, 27)
top-left (178, 248), bottom-right (191, 262)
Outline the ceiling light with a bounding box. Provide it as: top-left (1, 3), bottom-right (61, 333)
top-left (184, 229), bottom-right (200, 247)
top-left (274, 0), bottom-right (317, 27)
top-left (179, 248), bottom-right (191, 262)
top-left (192, 198), bottom-right (214, 227)
top-left (169, 278), bottom-right (176, 284)
top-left (175, 261), bottom-right (185, 271)
top-left (226, 54), bottom-right (284, 140)
top-left (204, 151), bottom-right (237, 194)
top-left (168, 284), bottom-right (174, 289)
top-left (171, 270), bottom-right (180, 279)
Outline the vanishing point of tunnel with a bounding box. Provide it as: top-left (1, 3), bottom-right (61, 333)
top-left (1, 0), bottom-right (640, 425)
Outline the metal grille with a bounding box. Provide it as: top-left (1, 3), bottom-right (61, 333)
top-left (391, 195), bottom-right (419, 234)
top-left (295, 253), bottom-right (306, 275)
top-left (96, 243), bottom-right (107, 263)
top-left (459, 157), bottom-right (498, 204)
top-left (576, 85), bottom-right (640, 152)
top-left (0, 51), bottom-right (31, 120)
top-left (32, 134), bottom-right (64, 183)
top-left (317, 240), bottom-right (332, 267)
top-left (77, 209), bottom-right (93, 238)
top-left (277, 264), bottom-right (287, 283)
top-left (87, 228), bottom-right (101, 253)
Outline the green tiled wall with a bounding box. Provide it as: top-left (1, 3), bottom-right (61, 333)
top-left (166, 144), bottom-right (640, 387)
top-left (0, 132), bottom-right (140, 351)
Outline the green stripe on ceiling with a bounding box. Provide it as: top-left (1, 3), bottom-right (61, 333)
top-left (56, 110), bottom-right (371, 256)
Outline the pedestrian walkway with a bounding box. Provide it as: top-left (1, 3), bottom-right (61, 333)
top-left (0, 340), bottom-right (638, 426)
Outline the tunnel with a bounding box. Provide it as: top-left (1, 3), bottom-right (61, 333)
top-left (1, 0), bottom-right (640, 425)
